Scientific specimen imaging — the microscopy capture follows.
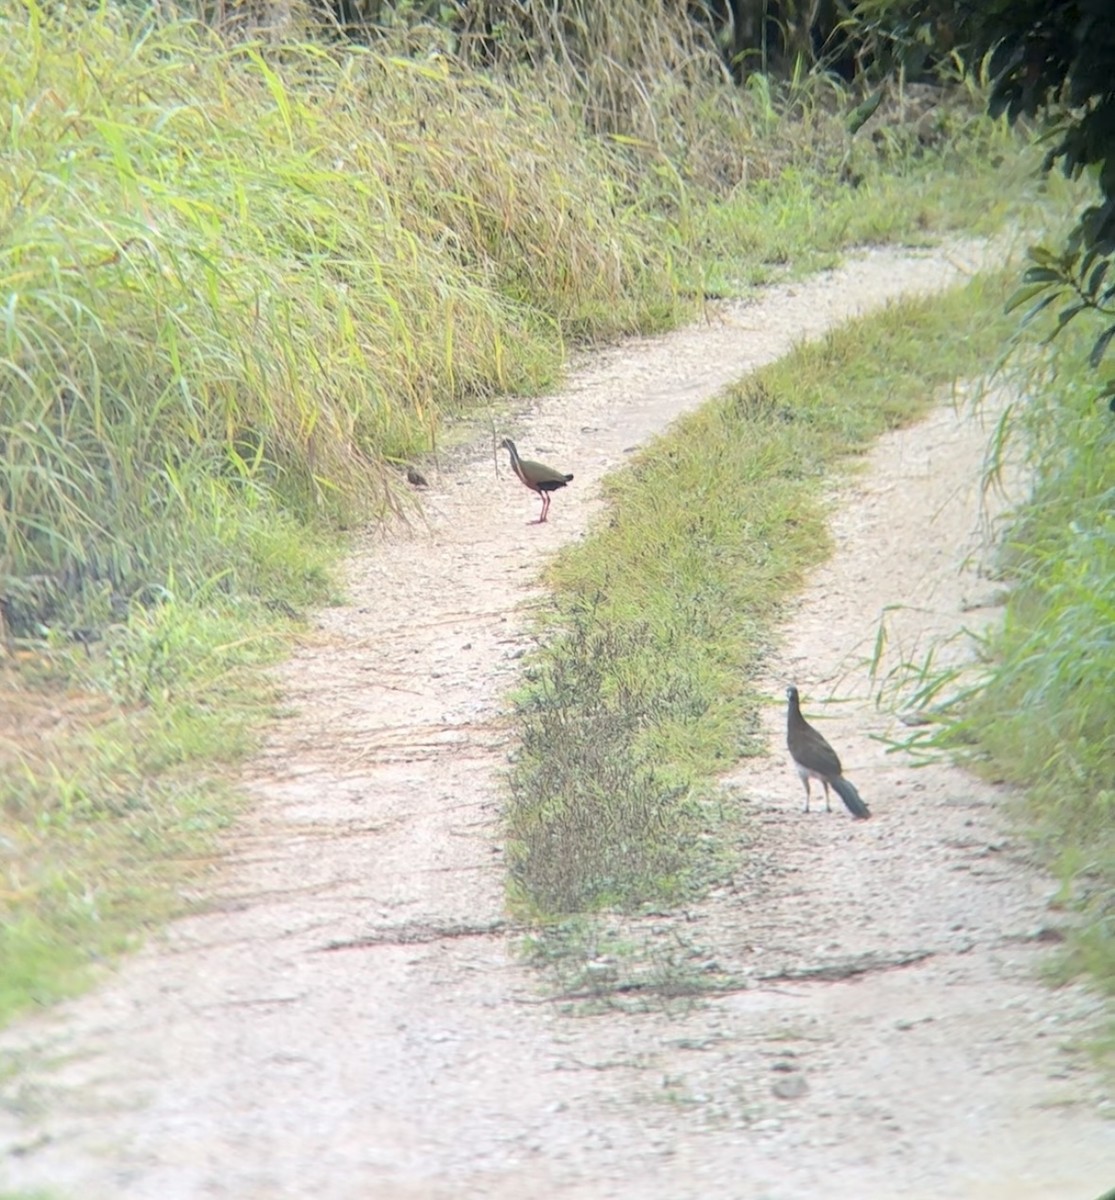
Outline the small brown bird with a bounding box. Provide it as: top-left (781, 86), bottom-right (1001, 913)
top-left (405, 466), bottom-right (428, 488)
top-left (500, 437), bottom-right (573, 524)
top-left (785, 685), bottom-right (870, 819)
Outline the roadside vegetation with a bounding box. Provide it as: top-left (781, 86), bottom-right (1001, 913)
top-left (860, 1), bottom-right (1115, 1008)
top-left (969, 329), bottom-right (1114, 1000)
top-left (0, 0), bottom-right (1035, 1023)
top-left (880, 316), bottom-right (1115, 1002)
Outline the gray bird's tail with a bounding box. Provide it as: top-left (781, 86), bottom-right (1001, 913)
top-left (832, 776), bottom-right (870, 820)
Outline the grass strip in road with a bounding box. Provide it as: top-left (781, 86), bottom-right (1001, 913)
top-left (505, 270), bottom-right (1017, 917)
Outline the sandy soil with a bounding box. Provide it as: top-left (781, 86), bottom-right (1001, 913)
top-left (1, 238), bottom-right (1112, 1200)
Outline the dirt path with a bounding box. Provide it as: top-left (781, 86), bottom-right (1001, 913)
top-left (2, 239), bottom-right (1112, 1200)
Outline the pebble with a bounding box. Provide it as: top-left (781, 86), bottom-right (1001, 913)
top-left (772, 1075), bottom-right (809, 1100)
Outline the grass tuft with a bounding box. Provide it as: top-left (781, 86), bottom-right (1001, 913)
top-left (0, 591), bottom-right (287, 1023)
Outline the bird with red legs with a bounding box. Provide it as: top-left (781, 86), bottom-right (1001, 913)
top-left (500, 437), bottom-right (573, 524)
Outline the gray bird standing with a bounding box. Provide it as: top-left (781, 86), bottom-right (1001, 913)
top-left (501, 437), bottom-right (573, 524)
top-left (785, 685), bottom-right (870, 819)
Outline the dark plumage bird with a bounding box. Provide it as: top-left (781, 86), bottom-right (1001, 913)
top-left (500, 437), bottom-right (573, 524)
top-left (785, 685), bottom-right (870, 820)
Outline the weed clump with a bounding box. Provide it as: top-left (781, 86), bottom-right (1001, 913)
top-left (507, 620), bottom-right (701, 915)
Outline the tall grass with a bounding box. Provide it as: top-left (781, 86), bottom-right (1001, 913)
top-left (964, 333), bottom-right (1114, 992)
top-left (0, 2), bottom-right (688, 632)
top-left (0, 2), bottom-right (1036, 632)
top-left (506, 273), bottom-right (1018, 916)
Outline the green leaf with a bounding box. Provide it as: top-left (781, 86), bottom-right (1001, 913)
top-left (1021, 293), bottom-right (1059, 325)
top-left (1026, 245), bottom-right (1059, 267)
top-left (1050, 301), bottom-right (1088, 338)
top-left (1087, 259), bottom-right (1111, 299)
top-left (1022, 266), bottom-right (1064, 285)
top-left (1005, 281), bottom-right (1053, 313)
top-left (1089, 324), bottom-right (1115, 368)
top-left (847, 88), bottom-right (884, 136)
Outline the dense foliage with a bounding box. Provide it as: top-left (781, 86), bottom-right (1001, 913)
top-left (859, 0), bottom-right (1115, 407)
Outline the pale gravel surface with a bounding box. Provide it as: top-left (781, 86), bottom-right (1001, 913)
top-left (1, 238), bottom-right (1112, 1200)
